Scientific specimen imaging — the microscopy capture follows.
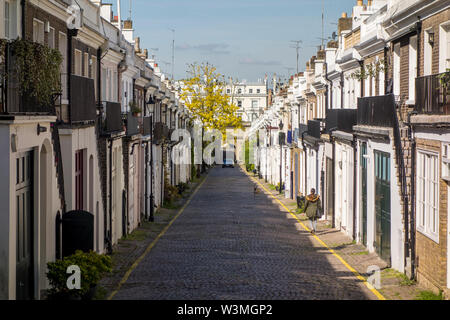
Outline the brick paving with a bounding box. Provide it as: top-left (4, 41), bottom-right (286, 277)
top-left (112, 166), bottom-right (376, 300)
top-left (250, 169), bottom-right (427, 300)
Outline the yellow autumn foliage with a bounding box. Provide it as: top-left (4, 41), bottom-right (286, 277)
top-left (180, 62), bottom-right (242, 135)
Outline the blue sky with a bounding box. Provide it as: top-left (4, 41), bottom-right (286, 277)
top-left (111, 0), bottom-right (357, 82)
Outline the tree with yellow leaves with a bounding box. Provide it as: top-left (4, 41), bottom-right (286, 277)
top-left (180, 62), bottom-right (242, 134)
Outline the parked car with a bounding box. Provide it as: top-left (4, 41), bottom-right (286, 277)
top-left (222, 159), bottom-right (235, 168)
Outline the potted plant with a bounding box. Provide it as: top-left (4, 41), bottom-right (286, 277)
top-left (46, 250), bottom-right (112, 300)
top-left (129, 101), bottom-right (142, 117)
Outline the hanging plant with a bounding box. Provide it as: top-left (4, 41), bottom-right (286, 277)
top-left (10, 38), bottom-right (62, 106)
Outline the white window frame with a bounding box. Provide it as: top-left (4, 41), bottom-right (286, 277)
top-left (439, 22), bottom-right (450, 73)
top-left (393, 42), bottom-right (401, 96)
top-left (48, 26), bottom-right (55, 49)
top-left (33, 18), bottom-right (45, 44)
top-left (409, 35), bottom-right (418, 103)
top-left (416, 149), bottom-right (440, 243)
top-left (424, 29), bottom-right (433, 76)
top-left (74, 49), bottom-right (82, 76)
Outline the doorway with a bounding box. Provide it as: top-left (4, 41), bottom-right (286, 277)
top-left (16, 150), bottom-right (34, 300)
top-left (374, 151), bottom-right (391, 264)
top-left (360, 143), bottom-right (368, 246)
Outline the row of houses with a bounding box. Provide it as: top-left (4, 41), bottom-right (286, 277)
top-left (0, 0), bottom-right (193, 300)
top-left (251, 0), bottom-right (450, 297)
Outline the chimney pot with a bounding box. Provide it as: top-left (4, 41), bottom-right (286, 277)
top-left (341, 12), bottom-right (347, 18)
top-left (357, 0), bottom-right (363, 6)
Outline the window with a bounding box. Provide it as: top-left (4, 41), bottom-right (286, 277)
top-left (74, 49), bottom-right (82, 76)
top-left (238, 88), bottom-right (242, 94)
top-left (48, 27), bottom-right (55, 49)
top-left (5, 1), bottom-right (10, 38)
top-left (101, 67), bottom-right (107, 101)
top-left (257, 89), bottom-right (261, 94)
top-left (439, 24), bottom-right (450, 72)
top-left (424, 30), bottom-right (433, 76)
top-left (84, 53), bottom-right (89, 77)
top-left (409, 36), bottom-right (417, 102)
top-left (91, 55), bottom-right (97, 99)
top-left (237, 100), bottom-right (242, 108)
top-left (4, 0), bottom-right (18, 40)
top-left (227, 89), bottom-right (231, 94)
top-left (249, 89), bottom-right (253, 94)
top-left (75, 149), bottom-right (85, 211)
top-left (33, 19), bottom-right (44, 44)
top-left (59, 32), bottom-right (67, 100)
top-left (417, 150), bottom-right (439, 242)
top-left (252, 100), bottom-right (258, 109)
top-left (393, 42), bottom-right (400, 96)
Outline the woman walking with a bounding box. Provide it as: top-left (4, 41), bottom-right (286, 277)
top-left (304, 188), bottom-right (322, 234)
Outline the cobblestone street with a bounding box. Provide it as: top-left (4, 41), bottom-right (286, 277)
top-left (112, 167), bottom-right (376, 300)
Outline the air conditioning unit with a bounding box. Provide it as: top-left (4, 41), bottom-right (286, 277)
top-left (442, 143), bottom-right (450, 182)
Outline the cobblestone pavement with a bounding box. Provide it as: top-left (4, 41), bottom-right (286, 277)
top-left (113, 166), bottom-right (376, 300)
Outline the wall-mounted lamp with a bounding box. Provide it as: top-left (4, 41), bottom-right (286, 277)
top-left (37, 124), bottom-right (47, 135)
top-left (428, 30), bottom-right (435, 45)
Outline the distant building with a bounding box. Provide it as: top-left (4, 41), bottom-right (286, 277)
top-left (226, 80), bottom-right (268, 127)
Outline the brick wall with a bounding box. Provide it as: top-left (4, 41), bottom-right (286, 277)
top-left (415, 138), bottom-right (448, 294)
top-left (419, 9), bottom-right (450, 77)
top-left (25, 3), bottom-right (67, 47)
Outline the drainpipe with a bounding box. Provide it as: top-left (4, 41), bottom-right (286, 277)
top-left (107, 139), bottom-right (113, 254)
top-left (407, 110), bottom-right (418, 279)
top-left (149, 116), bottom-right (155, 222)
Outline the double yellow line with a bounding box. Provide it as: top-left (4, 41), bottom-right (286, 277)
top-left (247, 172), bottom-right (386, 300)
top-left (107, 176), bottom-right (208, 300)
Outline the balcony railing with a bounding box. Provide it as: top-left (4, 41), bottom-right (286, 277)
top-left (326, 109), bottom-right (357, 133)
top-left (142, 116), bottom-right (152, 136)
top-left (1, 42), bottom-right (56, 115)
top-left (99, 101), bottom-right (123, 133)
top-left (307, 120), bottom-right (322, 139)
top-left (70, 74), bottom-right (96, 122)
top-left (154, 122), bottom-right (169, 144)
top-left (415, 73), bottom-right (450, 115)
top-left (123, 112), bottom-right (140, 136)
top-left (357, 94), bottom-right (396, 127)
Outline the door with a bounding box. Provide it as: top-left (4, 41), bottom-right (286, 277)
top-left (16, 151), bottom-right (34, 300)
top-left (75, 150), bottom-right (84, 211)
top-left (375, 151), bottom-right (391, 264)
top-left (361, 143), bottom-right (368, 246)
top-left (326, 158), bottom-right (333, 223)
top-left (342, 150), bottom-right (348, 229)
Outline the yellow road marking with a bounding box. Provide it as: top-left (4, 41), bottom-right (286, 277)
top-left (107, 176), bottom-right (208, 300)
top-left (246, 171), bottom-right (386, 300)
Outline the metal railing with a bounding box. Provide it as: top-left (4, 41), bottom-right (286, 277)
top-left (123, 112), bottom-right (140, 136)
top-left (142, 116), bottom-right (152, 136)
top-left (99, 101), bottom-right (123, 133)
top-left (70, 74), bottom-right (96, 122)
top-left (357, 94), bottom-right (396, 127)
top-left (326, 109), bottom-right (357, 133)
top-left (1, 42), bottom-right (56, 115)
top-left (307, 120), bottom-right (322, 139)
top-left (415, 73), bottom-right (450, 114)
